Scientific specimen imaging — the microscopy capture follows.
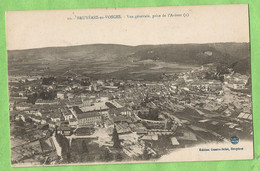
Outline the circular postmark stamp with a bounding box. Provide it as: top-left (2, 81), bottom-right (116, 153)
top-left (230, 136), bottom-right (239, 145)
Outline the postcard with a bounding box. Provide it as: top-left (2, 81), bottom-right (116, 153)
top-left (6, 4), bottom-right (253, 167)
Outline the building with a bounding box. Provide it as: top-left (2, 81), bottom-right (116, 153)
top-left (57, 91), bottom-right (65, 99)
top-left (68, 118), bottom-right (78, 127)
top-left (80, 101), bottom-right (109, 112)
top-left (171, 137), bottom-right (180, 146)
top-left (57, 126), bottom-right (72, 136)
top-left (224, 73), bottom-right (249, 90)
top-left (48, 121), bottom-right (56, 129)
top-left (115, 122), bottom-right (132, 134)
top-left (30, 115), bottom-right (42, 123)
top-left (61, 107), bottom-right (73, 121)
top-left (50, 113), bottom-right (62, 122)
top-left (76, 112), bottom-right (102, 126)
top-left (15, 102), bottom-right (32, 111)
top-left (35, 99), bottom-right (59, 105)
top-left (237, 112), bottom-right (252, 120)
top-left (66, 98), bottom-right (83, 108)
top-left (100, 110), bottom-right (110, 119)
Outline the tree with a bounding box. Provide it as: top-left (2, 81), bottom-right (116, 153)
top-left (165, 120), bottom-right (173, 130)
top-left (39, 90), bottom-right (57, 100)
top-left (42, 77), bottom-right (55, 85)
top-left (143, 143), bottom-right (151, 160)
top-left (246, 76), bottom-right (251, 88)
top-left (216, 64), bottom-right (229, 75)
top-left (16, 119), bottom-right (24, 127)
top-left (103, 148), bottom-right (113, 161)
top-left (25, 117), bottom-right (33, 123)
top-left (112, 125), bottom-right (121, 149)
top-left (27, 93), bottom-right (38, 104)
top-left (81, 140), bottom-right (89, 154)
top-left (149, 108), bottom-right (159, 120)
top-left (55, 133), bottom-right (70, 163)
top-left (115, 153), bottom-right (123, 161)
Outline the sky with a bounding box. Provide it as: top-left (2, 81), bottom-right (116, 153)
top-left (6, 4), bottom-right (250, 50)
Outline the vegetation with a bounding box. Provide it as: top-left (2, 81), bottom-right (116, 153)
top-left (112, 126), bottom-right (121, 149)
top-left (39, 90), bottom-right (57, 100)
top-left (80, 79), bottom-right (91, 86)
top-left (100, 147), bottom-right (113, 162)
top-left (42, 77), bottom-right (56, 85)
top-left (81, 140), bottom-right (89, 154)
top-left (27, 93), bottom-right (38, 104)
top-left (142, 143), bottom-right (151, 160)
top-left (26, 90), bottom-right (57, 104)
top-left (55, 133), bottom-right (70, 163)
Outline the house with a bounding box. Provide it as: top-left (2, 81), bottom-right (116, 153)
top-left (33, 111), bottom-right (42, 117)
top-left (66, 98), bottom-right (83, 107)
top-left (100, 110), bottom-right (110, 119)
top-left (171, 137), bottom-right (180, 146)
top-left (66, 92), bottom-right (73, 99)
top-left (112, 115), bottom-right (132, 123)
top-left (227, 80), bottom-right (246, 89)
top-left (30, 115), bottom-right (42, 123)
top-left (68, 118), bottom-right (78, 127)
top-left (26, 110), bottom-right (42, 117)
top-left (237, 112), bottom-right (252, 120)
top-left (74, 127), bottom-right (95, 136)
top-left (208, 81), bottom-right (223, 91)
top-left (61, 107), bottom-right (73, 121)
top-left (57, 126), bottom-right (72, 136)
top-left (50, 113), bottom-right (62, 122)
top-left (15, 102), bottom-right (32, 111)
top-left (141, 135), bottom-right (158, 141)
top-left (82, 99), bottom-right (93, 106)
top-left (120, 107), bottom-right (133, 117)
top-left (20, 114), bottom-right (28, 122)
top-left (147, 129), bottom-right (174, 136)
top-left (136, 128), bottom-right (148, 135)
top-left (48, 121), bottom-right (56, 129)
top-left (176, 130), bottom-right (197, 145)
top-left (41, 119), bottom-right (47, 124)
top-left (115, 122), bottom-right (132, 134)
top-left (104, 119), bottom-right (114, 128)
top-left (97, 80), bottom-right (104, 85)
top-left (57, 91), bottom-right (65, 99)
top-left (17, 91), bottom-right (25, 97)
top-left (38, 123), bottom-right (49, 130)
top-left (35, 99), bottom-right (59, 105)
top-left (224, 73), bottom-right (249, 90)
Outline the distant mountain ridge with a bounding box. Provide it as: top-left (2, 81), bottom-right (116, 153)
top-left (8, 42), bottom-right (251, 75)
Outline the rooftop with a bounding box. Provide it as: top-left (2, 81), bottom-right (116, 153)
top-left (76, 111), bottom-right (101, 119)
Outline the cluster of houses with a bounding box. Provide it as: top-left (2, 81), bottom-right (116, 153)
top-left (9, 64), bottom-right (252, 164)
top-left (224, 73), bottom-right (249, 90)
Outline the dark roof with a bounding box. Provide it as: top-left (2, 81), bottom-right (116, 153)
top-left (69, 118), bottom-right (77, 122)
top-left (77, 112), bottom-right (101, 119)
top-left (73, 106), bottom-right (83, 114)
top-left (57, 126), bottom-right (71, 131)
top-left (112, 116), bottom-right (131, 123)
top-left (61, 107), bottom-right (72, 116)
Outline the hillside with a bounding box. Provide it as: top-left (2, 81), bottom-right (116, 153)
top-left (7, 42), bottom-right (251, 78)
top-left (128, 43), bottom-right (250, 65)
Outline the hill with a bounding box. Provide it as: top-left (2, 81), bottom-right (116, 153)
top-left (7, 42), bottom-right (251, 78)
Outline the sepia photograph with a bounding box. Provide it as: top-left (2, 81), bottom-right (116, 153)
top-left (6, 4), bottom-right (253, 167)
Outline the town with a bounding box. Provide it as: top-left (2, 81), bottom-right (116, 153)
top-left (9, 64), bottom-right (253, 166)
